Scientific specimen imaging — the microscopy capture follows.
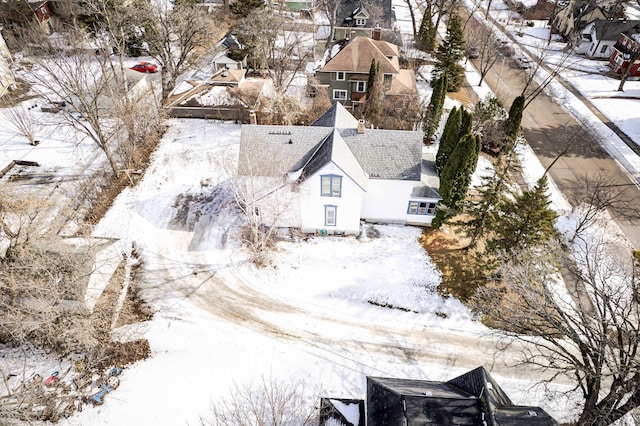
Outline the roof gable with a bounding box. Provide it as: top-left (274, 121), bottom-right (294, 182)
top-left (311, 102), bottom-right (360, 128)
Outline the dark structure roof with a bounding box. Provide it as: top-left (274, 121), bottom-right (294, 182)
top-left (238, 103), bottom-right (423, 184)
top-left (366, 367), bottom-right (559, 426)
top-left (592, 19), bottom-right (640, 41)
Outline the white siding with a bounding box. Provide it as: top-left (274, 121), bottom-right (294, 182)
top-left (361, 180), bottom-right (438, 225)
top-left (299, 163), bottom-right (363, 234)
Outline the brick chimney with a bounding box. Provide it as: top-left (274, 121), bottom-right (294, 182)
top-left (350, 30), bottom-right (356, 40)
top-left (373, 27), bottom-right (381, 41)
top-left (357, 119), bottom-right (365, 134)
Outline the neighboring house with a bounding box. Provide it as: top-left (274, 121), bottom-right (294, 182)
top-left (29, 0), bottom-right (55, 34)
top-left (166, 73), bottom-right (269, 122)
top-left (339, 0), bottom-right (395, 30)
top-left (609, 31), bottom-right (640, 77)
top-left (315, 36), bottom-right (417, 110)
top-left (575, 19), bottom-right (640, 58)
top-left (319, 368), bottom-right (559, 426)
top-left (551, 0), bottom-right (606, 41)
top-left (0, 31), bottom-right (15, 98)
top-left (213, 54), bottom-right (246, 72)
top-left (332, 0), bottom-right (401, 45)
top-left (236, 103), bottom-right (439, 235)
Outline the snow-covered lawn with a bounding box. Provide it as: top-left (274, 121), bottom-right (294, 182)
top-left (2, 0), bottom-right (640, 424)
top-left (39, 117), bottom-right (572, 425)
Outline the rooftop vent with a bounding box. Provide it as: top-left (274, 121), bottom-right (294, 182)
top-left (357, 119), bottom-right (365, 134)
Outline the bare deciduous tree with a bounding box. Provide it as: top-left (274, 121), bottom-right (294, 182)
top-left (519, 46), bottom-right (573, 110)
top-left (23, 30), bottom-right (127, 175)
top-left (565, 171), bottom-right (640, 243)
top-left (1, 99), bottom-right (41, 145)
top-left (468, 25), bottom-right (504, 86)
top-left (0, 191), bottom-right (44, 254)
top-left (204, 375), bottom-right (318, 425)
top-left (317, 0), bottom-right (340, 47)
top-left (134, 1), bottom-right (219, 100)
top-left (475, 237), bottom-right (640, 426)
top-left (234, 142), bottom-right (300, 266)
top-left (237, 9), bottom-right (312, 93)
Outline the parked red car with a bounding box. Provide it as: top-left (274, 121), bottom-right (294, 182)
top-left (130, 62), bottom-right (158, 73)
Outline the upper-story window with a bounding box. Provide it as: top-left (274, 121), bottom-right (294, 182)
top-left (356, 18), bottom-right (367, 26)
top-left (321, 175), bottom-right (342, 197)
top-left (355, 81), bottom-right (366, 92)
top-left (336, 71), bottom-right (345, 81)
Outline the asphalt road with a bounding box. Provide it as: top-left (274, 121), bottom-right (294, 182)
top-left (469, 44), bottom-right (640, 250)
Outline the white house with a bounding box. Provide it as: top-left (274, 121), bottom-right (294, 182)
top-left (236, 103), bottom-right (440, 235)
top-left (575, 19), bottom-right (640, 59)
top-left (0, 30), bottom-right (15, 98)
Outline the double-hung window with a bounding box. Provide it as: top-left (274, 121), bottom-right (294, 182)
top-left (321, 175), bottom-right (342, 197)
top-left (407, 201), bottom-right (437, 215)
top-left (333, 90), bottom-right (347, 100)
top-left (325, 205), bottom-right (337, 226)
top-left (355, 81), bottom-right (366, 92)
top-left (336, 71), bottom-right (345, 81)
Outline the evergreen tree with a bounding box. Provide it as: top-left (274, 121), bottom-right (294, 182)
top-left (458, 108), bottom-right (473, 140)
top-left (435, 106), bottom-right (461, 173)
top-left (487, 175), bottom-right (557, 255)
top-left (439, 134), bottom-right (481, 210)
top-left (458, 153), bottom-right (519, 247)
top-left (416, 10), bottom-right (436, 52)
top-left (423, 73), bottom-right (447, 139)
top-left (364, 59), bottom-right (384, 127)
top-left (504, 95), bottom-right (525, 140)
top-left (432, 13), bottom-right (466, 92)
top-left (230, 0), bottom-right (264, 18)
top-left (366, 59), bottom-right (377, 97)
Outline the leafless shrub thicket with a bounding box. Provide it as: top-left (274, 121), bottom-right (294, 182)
top-left (203, 375), bottom-right (319, 426)
top-left (1, 97), bottom-right (41, 145)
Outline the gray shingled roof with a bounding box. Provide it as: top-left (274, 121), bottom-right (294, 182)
top-left (238, 105), bottom-right (422, 183)
top-left (237, 126), bottom-right (332, 176)
top-left (593, 19), bottom-right (640, 41)
top-left (340, 128), bottom-right (422, 180)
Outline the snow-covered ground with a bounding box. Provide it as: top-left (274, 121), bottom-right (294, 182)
top-left (1, 0), bottom-right (639, 424)
top-left (58, 118), bottom-right (578, 425)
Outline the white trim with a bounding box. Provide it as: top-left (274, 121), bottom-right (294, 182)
top-left (333, 89), bottom-right (347, 100)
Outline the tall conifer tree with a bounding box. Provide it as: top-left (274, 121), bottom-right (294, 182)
top-left (505, 95), bottom-right (525, 140)
top-left (435, 106), bottom-right (461, 173)
top-left (432, 13), bottom-right (466, 91)
top-left (439, 134), bottom-right (481, 210)
top-left (424, 73), bottom-right (447, 139)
